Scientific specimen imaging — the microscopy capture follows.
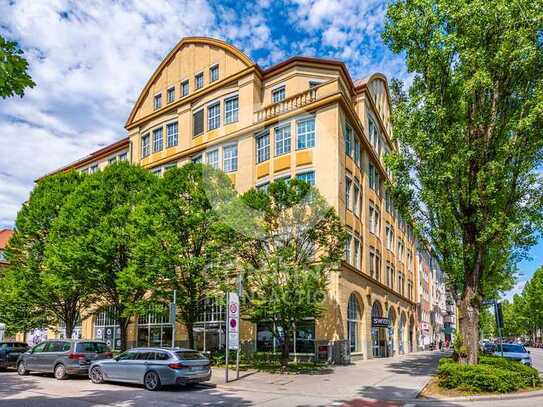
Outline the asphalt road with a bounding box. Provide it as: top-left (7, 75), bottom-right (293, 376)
top-left (0, 349), bottom-right (542, 407)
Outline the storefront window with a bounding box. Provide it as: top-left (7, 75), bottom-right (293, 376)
top-left (94, 306), bottom-right (121, 350)
top-left (347, 294), bottom-right (361, 353)
top-left (137, 306), bottom-right (172, 348)
top-left (194, 297), bottom-right (226, 352)
top-left (256, 319), bottom-right (315, 354)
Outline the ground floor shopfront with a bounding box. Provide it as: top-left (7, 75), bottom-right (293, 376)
top-left (16, 266), bottom-right (419, 363)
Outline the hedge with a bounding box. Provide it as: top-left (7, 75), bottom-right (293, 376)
top-left (437, 355), bottom-right (540, 393)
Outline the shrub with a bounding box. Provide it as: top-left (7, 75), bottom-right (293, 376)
top-left (437, 356), bottom-right (540, 393)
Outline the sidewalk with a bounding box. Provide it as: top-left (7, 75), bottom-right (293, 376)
top-left (209, 351), bottom-right (444, 403)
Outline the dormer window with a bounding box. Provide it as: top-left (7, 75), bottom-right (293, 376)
top-left (154, 93), bottom-right (162, 110)
top-left (210, 64), bottom-right (219, 82)
top-left (195, 72), bottom-right (204, 90)
top-left (272, 86), bottom-right (286, 103)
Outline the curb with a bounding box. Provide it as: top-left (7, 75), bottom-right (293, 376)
top-left (414, 389), bottom-right (543, 403)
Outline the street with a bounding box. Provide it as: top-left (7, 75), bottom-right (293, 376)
top-left (0, 350), bottom-right (541, 406)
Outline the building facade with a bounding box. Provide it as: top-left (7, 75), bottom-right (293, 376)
top-left (28, 37), bottom-right (420, 361)
top-left (0, 229), bottom-right (13, 274)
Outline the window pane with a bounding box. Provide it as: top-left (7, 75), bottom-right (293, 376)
top-left (296, 171), bottom-right (315, 186)
top-left (206, 149), bottom-right (219, 169)
top-left (167, 87), bottom-right (175, 103)
top-left (272, 86), bottom-right (285, 103)
top-left (208, 102), bottom-right (220, 130)
top-left (166, 122), bottom-right (178, 147)
top-left (223, 145), bottom-right (238, 172)
top-left (195, 73), bottom-right (204, 89)
top-left (295, 320), bottom-right (315, 354)
top-left (256, 322), bottom-right (275, 352)
top-left (224, 96), bottom-right (239, 124)
top-left (297, 118), bottom-right (315, 149)
top-left (182, 80), bottom-right (189, 96)
top-left (256, 132), bottom-right (270, 163)
top-left (153, 128), bottom-right (163, 152)
top-left (193, 110), bottom-right (204, 136)
top-left (137, 327), bottom-right (149, 347)
top-left (275, 125), bottom-right (291, 156)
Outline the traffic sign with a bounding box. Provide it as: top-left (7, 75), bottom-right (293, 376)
top-left (228, 292), bottom-right (239, 350)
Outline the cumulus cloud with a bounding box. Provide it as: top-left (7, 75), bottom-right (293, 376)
top-left (0, 0), bottom-right (410, 228)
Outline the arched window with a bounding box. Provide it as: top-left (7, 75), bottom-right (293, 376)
top-left (347, 294), bottom-right (361, 353)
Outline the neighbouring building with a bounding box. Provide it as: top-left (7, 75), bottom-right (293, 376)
top-left (0, 229), bottom-right (13, 274)
top-left (430, 255), bottom-right (447, 346)
top-left (23, 37), bottom-right (421, 362)
top-left (417, 246), bottom-right (432, 350)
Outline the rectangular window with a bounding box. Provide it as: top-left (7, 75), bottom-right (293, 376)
top-left (296, 171), bottom-right (315, 186)
top-left (256, 131), bottom-right (270, 163)
top-left (210, 64), bottom-right (219, 82)
top-left (256, 182), bottom-right (269, 192)
top-left (166, 122), bottom-right (178, 148)
top-left (344, 234), bottom-right (352, 263)
top-left (206, 149), bottom-right (219, 169)
top-left (275, 124), bottom-right (291, 156)
top-left (224, 96), bottom-right (239, 124)
top-left (167, 86), bottom-right (175, 103)
top-left (108, 157), bottom-right (116, 165)
top-left (354, 137), bottom-right (361, 166)
top-left (369, 250), bottom-right (375, 278)
top-left (153, 128), bottom-right (163, 152)
top-left (181, 80), bottom-right (189, 97)
top-left (353, 236), bottom-right (361, 269)
top-left (90, 165), bottom-right (98, 173)
top-left (118, 152), bottom-right (128, 161)
top-left (195, 72), bottom-right (204, 89)
top-left (272, 86), bottom-right (286, 103)
top-left (153, 93), bottom-right (162, 110)
top-left (344, 123), bottom-right (353, 156)
top-left (141, 134), bottom-right (150, 158)
top-left (208, 102), bottom-right (220, 130)
top-left (193, 109), bottom-right (204, 137)
top-left (368, 115), bottom-right (378, 150)
top-left (345, 176), bottom-right (352, 211)
top-left (353, 180), bottom-right (360, 215)
top-left (369, 202), bottom-right (380, 234)
top-left (223, 144), bottom-right (238, 172)
top-left (297, 117), bottom-right (315, 149)
top-left (375, 250), bottom-right (381, 281)
top-left (192, 155), bottom-right (202, 163)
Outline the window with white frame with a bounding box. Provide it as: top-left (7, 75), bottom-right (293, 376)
top-left (118, 152), bottom-right (128, 161)
top-left (344, 233), bottom-right (352, 263)
top-left (353, 179), bottom-right (360, 215)
top-left (153, 128), bottom-right (163, 152)
top-left (137, 306), bottom-right (172, 348)
top-left (181, 80), bottom-right (189, 97)
top-left (369, 202), bottom-right (380, 234)
top-left (192, 155), bottom-right (202, 163)
top-left (345, 176), bottom-right (352, 211)
top-left (275, 124), bottom-right (291, 156)
top-left (167, 86), bottom-right (175, 103)
top-left (210, 64), bottom-right (219, 82)
top-left (224, 96), bottom-right (239, 124)
top-left (296, 171), bottom-right (315, 186)
top-left (141, 133), bottom-right (150, 158)
top-left (223, 144), bottom-right (238, 172)
top-left (108, 157), bottom-right (116, 165)
top-left (344, 123), bottom-right (353, 156)
top-left (297, 117), bottom-right (315, 149)
top-left (154, 93), bottom-right (162, 110)
top-left (90, 165), bottom-right (98, 173)
top-left (195, 72), bottom-right (204, 89)
top-left (206, 149), bottom-right (219, 169)
top-left (271, 86), bottom-right (285, 103)
top-left (256, 182), bottom-right (269, 192)
top-left (353, 235), bottom-right (361, 269)
top-left (208, 102), bottom-right (220, 130)
top-left (256, 131), bottom-right (270, 163)
top-left (94, 306), bottom-right (120, 350)
top-left (166, 122), bottom-right (178, 148)
top-left (386, 224), bottom-right (394, 251)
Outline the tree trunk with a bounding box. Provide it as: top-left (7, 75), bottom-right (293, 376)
top-left (186, 320), bottom-right (194, 349)
top-left (281, 330), bottom-right (290, 370)
top-left (458, 274), bottom-right (481, 365)
top-left (118, 316), bottom-right (130, 352)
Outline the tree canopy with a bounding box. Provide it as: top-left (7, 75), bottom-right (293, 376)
top-left (0, 35), bottom-right (35, 98)
top-left (383, 0), bottom-right (543, 364)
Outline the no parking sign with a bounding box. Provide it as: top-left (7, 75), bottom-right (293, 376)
top-left (228, 292), bottom-right (239, 350)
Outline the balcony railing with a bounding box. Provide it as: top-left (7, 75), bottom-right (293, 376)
top-left (253, 79), bottom-right (341, 123)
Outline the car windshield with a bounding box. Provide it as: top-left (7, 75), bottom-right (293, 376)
top-left (499, 344), bottom-right (526, 353)
top-left (76, 342), bottom-right (110, 353)
top-left (175, 351), bottom-right (207, 360)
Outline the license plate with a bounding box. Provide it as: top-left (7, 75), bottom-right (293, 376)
top-left (191, 366), bottom-right (205, 372)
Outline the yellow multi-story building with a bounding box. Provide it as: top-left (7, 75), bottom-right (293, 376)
top-left (33, 37), bottom-right (419, 361)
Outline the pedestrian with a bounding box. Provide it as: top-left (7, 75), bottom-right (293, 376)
top-left (438, 339), bottom-right (443, 351)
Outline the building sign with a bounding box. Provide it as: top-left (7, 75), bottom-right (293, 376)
top-left (372, 317), bottom-right (390, 327)
top-left (228, 292), bottom-right (239, 350)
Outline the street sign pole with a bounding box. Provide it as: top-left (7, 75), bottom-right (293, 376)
top-left (235, 273), bottom-right (243, 380)
top-left (171, 290), bottom-right (177, 349)
top-left (225, 292), bottom-right (229, 383)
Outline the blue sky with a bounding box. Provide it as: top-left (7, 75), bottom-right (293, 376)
top-left (0, 0), bottom-right (540, 293)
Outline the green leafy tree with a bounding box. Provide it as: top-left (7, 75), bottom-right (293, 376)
top-left (133, 163), bottom-right (238, 349)
top-left (383, 0), bottom-right (543, 364)
top-left (479, 306), bottom-right (495, 340)
top-left (47, 162), bottom-right (159, 350)
top-left (0, 35), bottom-right (35, 98)
top-left (522, 267), bottom-right (543, 339)
top-left (2, 171), bottom-right (92, 338)
top-left (237, 180), bottom-right (347, 368)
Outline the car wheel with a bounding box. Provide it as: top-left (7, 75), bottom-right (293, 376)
top-left (89, 366), bottom-right (104, 384)
top-left (144, 371), bottom-right (161, 391)
top-left (54, 364), bottom-right (68, 380)
top-left (17, 362), bottom-right (29, 376)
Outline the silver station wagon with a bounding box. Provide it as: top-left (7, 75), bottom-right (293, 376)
top-left (89, 347), bottom-right (212, 391)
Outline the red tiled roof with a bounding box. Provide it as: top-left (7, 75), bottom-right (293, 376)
top-left (0, 229), bottom-right (13, 250)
